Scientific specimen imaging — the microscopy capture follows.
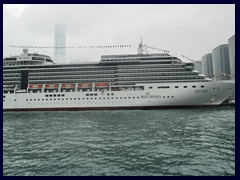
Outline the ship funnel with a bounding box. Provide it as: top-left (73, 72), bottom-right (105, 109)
top-left (137, 37), bottom-right (144, 55)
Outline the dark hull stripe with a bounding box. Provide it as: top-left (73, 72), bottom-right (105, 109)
top-left (3, 105), bottom-right (225, 111)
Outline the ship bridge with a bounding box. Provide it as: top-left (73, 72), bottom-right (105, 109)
top-left (3, 48), bottom-right (54, 67)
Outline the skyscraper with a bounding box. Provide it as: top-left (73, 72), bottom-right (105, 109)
top-left (228, 35), bottom-right (235, 80)
top-left (212, 44), bottom-right (231, 80)
top-left (201, 53), bottom-right (214, 79)
top-left (54, 24), bottom-right (66, 64)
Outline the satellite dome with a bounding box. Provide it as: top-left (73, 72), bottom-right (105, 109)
top-left (23, 48), bottom-right (29, 54)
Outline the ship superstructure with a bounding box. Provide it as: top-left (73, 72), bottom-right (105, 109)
top-left (3, 42), bottom-right (235, 111)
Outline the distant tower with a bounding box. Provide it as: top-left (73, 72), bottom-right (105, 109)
top-left (228, 35), bottom-right (235, 80)
top-left (54, 24), bottom-right (66, 64)
top-left (137, 37), bottom-right (144, 55)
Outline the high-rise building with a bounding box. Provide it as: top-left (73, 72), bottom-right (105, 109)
top-left (228, 35), bottom-right (235, 80)
top-left (212, 44), bottom-right (231, 80)
top-left (193, 60), bottom-right (202, 74)
top-left (54, 24), bottom-right (66, 64)
top-left (201, 53), bottom-right (214, 79)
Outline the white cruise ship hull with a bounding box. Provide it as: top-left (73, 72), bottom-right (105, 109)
top-left (3, 81), bottom-right (235, 111)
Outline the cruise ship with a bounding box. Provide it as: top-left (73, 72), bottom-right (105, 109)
top-left (3, 42), bottom-right (235, 111)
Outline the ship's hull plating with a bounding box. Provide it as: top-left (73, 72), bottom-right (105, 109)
top-left (3, 81), bottom-right (235, 111)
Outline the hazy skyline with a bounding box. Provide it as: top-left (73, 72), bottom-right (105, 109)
top-left (3, 4), bottom-right (235, 63)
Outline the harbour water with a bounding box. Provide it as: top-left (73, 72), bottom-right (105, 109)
top-left (3, 107), bottom-right (235, 176)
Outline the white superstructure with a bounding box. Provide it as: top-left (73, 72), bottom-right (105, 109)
top-left (3, 42), bottom-right (235, 111)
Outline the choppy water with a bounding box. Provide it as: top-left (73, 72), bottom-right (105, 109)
top-left (3, 107), bottom-right (235, 176)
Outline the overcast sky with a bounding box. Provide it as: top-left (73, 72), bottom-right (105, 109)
top-left (3, 4), bottom-right (235, 63)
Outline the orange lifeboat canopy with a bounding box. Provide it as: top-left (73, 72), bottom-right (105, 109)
top-left (62, 84), bottom-right (75, 88)
top-left (78, 83), bottom-right (92, 88)
top-left (28, 84), bottom-right (43, 89)
top-left (45, 84), bottom-right (59, 89)
top-left (95, 83), bottom-right (109, 87)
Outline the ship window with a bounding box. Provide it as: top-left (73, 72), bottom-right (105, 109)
top-left (26, 99), bottom-right (28, 101)
top-left (45, 95), bottom-right (49, 97)
top-left (107, 97), bottom-right (110, 99)
top-left (133, 97), bottom-right (135, 99)
top-left (53, 95), bottom-right (57, 97)
top-left (172, 96), bottom-right (174, 98)
top-left (111, 93), bottom-right (114, 95)
top-left (61, 94), bottom-right (65, 97)
top-left (58, 94), bottom-right (61, 97)
top-left (107, 93), bottom-right (110, 96)
top-left (95, 98), bottom-right (97, 100)
top-left (175, 86), bottom-right (179, 88)
top-left (158, 86), bottom-right (170, 89)
top-left (163, 96), bottom-right (165, 98)
top-left (62, 98), bottom-right (64, 100)
top-left (184, 86), bottom-right (187, 88)
top-left (78, 98), bottom-right (80, 100)
top-left (116, 97), bottom-right (118, 99)
top-left (66, 98), bottom-right (68, 100)
top-left (201, 85), bottom-right (204, 88)
top-left (124, 97), bottom-right (127, 99)
top-left (70, 98), bottom-right (72, 100)
top-left (99, 98), bottom-right (101, 100)
top-left (91, 98), bottom-right (93, 100)
top-left (167, 96), bottom-right (170, 98)
top-left (90, 94), bottom-right (93, 96)
top-left (74, 98), bottom-right (76, 100)
top-left (86, 94), bottom-right (89, 96)
top-left (83, 98), bottom-right (85, 100)
top-left (112, 97), bottom-right (114, 99)
top-left (129, 97), bottom-right (131, 99)
top-left (137, 97), bottom-right (140, 99)
top-left (192, 86), bottom-right (196, 88)
top-left (149, 87), bottom-right (153, 89)
top-left (94, 93), bottom-right (97, 96)
top-left (86, 98), bottom-right (89, 100)
top-left (46, 99), bottom-right (48, 101)
top-left (49, 95), bottom-right (53, 97)
top-left (34, 99), bottom-right (36, 101)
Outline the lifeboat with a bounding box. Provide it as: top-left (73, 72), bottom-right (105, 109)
top-left (78, 83), bottom-right (92, 88)
top-left (28, 84), bottom-right (43, 89)
top-left (95, 83), bottom-right (109, 87)
top-left (45, 84), bottom-right (59, 89)
top-left (62, 84), bottom-right (75, 88)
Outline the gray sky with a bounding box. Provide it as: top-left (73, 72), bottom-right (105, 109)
top-left (3, 4), bottom-right (235, 63)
